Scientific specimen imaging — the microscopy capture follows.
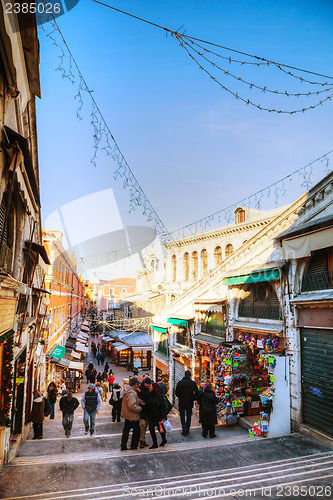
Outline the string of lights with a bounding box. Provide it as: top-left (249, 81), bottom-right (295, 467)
top-left (38, 15), bottom-right (171, 243)
top-left (92, 0), bottom-right (333, 114)
top-left (167, 150), bottom-right (333, 241)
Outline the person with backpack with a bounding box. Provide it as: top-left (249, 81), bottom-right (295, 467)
top-left (46, 382), bottom-right (57, 420)
top-left (30, 390), bottom-right (45, 439)
top-left (109, 382), bottom-right (123, 422)
top-left (59, 392), bottom-right (80, 438)
top-left (81, 383), bottom-right (102, 436)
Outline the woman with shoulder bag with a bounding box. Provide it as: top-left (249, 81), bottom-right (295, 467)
top-left (147, 383), bottom-right (167, 449)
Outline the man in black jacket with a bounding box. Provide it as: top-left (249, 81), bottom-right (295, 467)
top-left (59, 392), bottom-right (80, 437)
top-left (138, 377), bottom-right (152, 448)
top-left (175, 370), bottom-right (199, 436)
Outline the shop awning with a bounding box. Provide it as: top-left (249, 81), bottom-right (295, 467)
top-left (75, 343), bottom-right (89, 353)
top-left (223, 262), bottom-right (283, 285)
top-left (152, 325), bottom-right (168, 333)
top-left (25, 240), bottom-right (50, 265)
top-left (113, 342), bottom-right (129, 352)
top-left (232, 320), bottom-right (283, 335)
top-left (79, 331), bottom-right (89, 338)
top-left (48, 345), bottom-right (66, 361)
top-left (80, 325), bottom-right (90, 332)
top-left (68, 361), bottom-right (84, 371)
top-left (167, 315), bottom-right (194, 328)
top-left (71, 350), bottom-right (81, 359)
top-left (131, 346), bottom-right (152, 352)
top-left (282, 226), bottom-right (333, 260)
top-left (194, 301), bottom-right (224, 313)
top-left (77, 335), bottom-right (88, 342)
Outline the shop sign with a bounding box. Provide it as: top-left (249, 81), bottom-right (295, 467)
top-left (16, 377), bottom-right (24, 385)
top-left (257, 339), bottom-right (264, 348)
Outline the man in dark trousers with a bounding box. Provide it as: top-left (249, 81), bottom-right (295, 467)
top-left (120, 378), bottom-right (142, 450)
top-left (138, 377), bottom-right (152, 448)
top-left (175, 370), bottom-right (199, 436)
top-left (59, 391), bottom-right (80, 437)
top-left (81, 383), bottom-right (102, 436)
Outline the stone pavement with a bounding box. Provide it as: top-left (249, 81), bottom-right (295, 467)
top-left (0, 334), bottom-right (332, 499)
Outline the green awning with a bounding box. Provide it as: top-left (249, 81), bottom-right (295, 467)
top-left (151, 325), bottom-right (168, 333)
top-left (223, 267), bottom-right (281, 285)
top-left (167, 318), bottom-right (188, 328)
top-left (49, 345), bottom-right (66, 361)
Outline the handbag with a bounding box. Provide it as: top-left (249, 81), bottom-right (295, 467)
top-left (162, 419), bottom-right (173, 432)
top-left (109, 397), bottom-right (115, 406)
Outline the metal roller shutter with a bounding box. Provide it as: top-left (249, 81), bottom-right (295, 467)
top-left (173, 360), bottom-right (186, 410)
top-left (301, 328), bottom-right (333, 436)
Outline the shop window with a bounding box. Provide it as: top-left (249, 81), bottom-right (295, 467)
top-left (171, 255), bottom-right (177, 282)
top-left (109, 288), bottom-right (114, 296)
top-left (225, 244), bottom-right (234, 257)
top-left (183, 252), bottom-right (189, 281)
top-left (192, 251), bottom-right (198, 279)
top-left (202, 312), bottom-right (225, 338)
top-left (302, 247), bottom-right (333, 292)
top-left (176, 328), bottom-right (193, 348)
top-left (201, 249), bottom-right (208, 275)
top-left (238, 283), bottom-right (281, 320)
top-left (157, 339), bottom-right (168, 356)
top-left (214, 246), bottom-right (222, 265)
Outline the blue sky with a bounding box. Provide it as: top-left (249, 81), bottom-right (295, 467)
top-left (37, 0), bottom-right (333, 237)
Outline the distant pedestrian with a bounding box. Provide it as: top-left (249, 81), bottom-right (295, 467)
top-left (101, 380), bottom-right (109, 402)
top-left (197, 383), bottom-right (218, 438)
top-left (104, 362), bottom-right (109, 373)
top-left (81, 383), bottom-right (102, 436)
top-left (147, 383), bottom-right (167, 449)
top-left (101, 352), bottom-right (105, 364)
top-left (107, 373), bottom-right (115, 392)
top-left (59, 379), bottom-right (67, 396)
top-left (59, 392), bottom-right (80, 438)
top-left (95, 381), bottom-right (103, 398)
top-left (30, 390), bottom-right (45, 439)
top-left (97, 372), bottom-right (102, 383)
top-left (133, 367), bottom-right (139, 377)
top-left (96, 353), bottom-right (101, 366)
top-left (175, 370), bottom-right (199, 436)
top-left (110, 383), bottom-right (123, 422)
top-left (85, 367), bottom-right (91, 384)
top-left (97, 342), bottom-right (101, 353)
top-left (120, 378), bottom-right (142, 450)
top-left (138, 377), bottom-right (152, 448)
top-left (89, 368), bottom-right (97, 384)
top-left (47, 382), bottom-right (57, 420)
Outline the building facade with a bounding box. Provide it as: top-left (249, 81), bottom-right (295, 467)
top-left (0, 6), bottom-right (48, 467)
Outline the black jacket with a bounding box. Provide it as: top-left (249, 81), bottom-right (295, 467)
top-left (197, 389), bottom-right (218, 426)
top-left (175, 377), bottom-right (199, 410)
top-left (138, 383), bottom-right (151, 419)
top-left (59, 396), bottom-right (80, 414)
top-left (47, 387), bottom-right (57, 404)
top-left (147, 392), bottom-right (167, 426)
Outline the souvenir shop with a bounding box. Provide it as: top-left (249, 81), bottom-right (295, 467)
top-left (195, 328), bottom-right (290, 436)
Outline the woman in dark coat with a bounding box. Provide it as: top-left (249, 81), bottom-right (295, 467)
top-left (147, 383), bottom-right (167, 449)
top-left (30, 390), bottom-right (45, 439)
top-left (47, 382), bottom-right (57, 420)
top-left (197, 383), bottom-right (218, 438)
top-left (89, 368), bottom-right (97, 384)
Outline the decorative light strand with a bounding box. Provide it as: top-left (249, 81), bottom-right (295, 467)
top-left (38, 15), bottom-right (171, 242)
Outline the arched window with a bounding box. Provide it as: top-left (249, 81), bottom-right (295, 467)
top-left (225, 244), bottom-right (234, 257)
top-left (201, 249), bottom-right (208, 275)
top-left (171, 255), bottom-right (177, 282)
top-left (235, 208), bottom-right (245, 224)
top-left (192, 251), bottom-right (198, 279)
top-left (238, 283), bottom-right (281, 320)
top-left (214, 246), bottom-right (222, 265)
top-left (302, 247), bottom-right (333, 292)
top-left (184, 252), bottom-right (189, 281)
